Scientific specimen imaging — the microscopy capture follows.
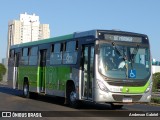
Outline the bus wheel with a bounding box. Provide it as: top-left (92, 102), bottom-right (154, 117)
top-left (67, 83), bottom-right (79, 108)
top-left (110, 103), bottom-right (123, 109)
top-left (23, 82), bottom-right (29, 98)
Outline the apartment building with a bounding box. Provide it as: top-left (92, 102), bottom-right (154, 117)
top-left (7, 12), bottom-right (50, 58)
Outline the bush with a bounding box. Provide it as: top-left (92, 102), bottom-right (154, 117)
top-left (152, 72), bottom-right (160, 92)
top-left (151, 97), bottom-right (160, 104)
top-left (0, 63), bottom-right (6, 81)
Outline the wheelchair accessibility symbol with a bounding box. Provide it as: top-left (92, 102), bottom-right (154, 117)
top-left (129, 69), bottom-right (136, 78)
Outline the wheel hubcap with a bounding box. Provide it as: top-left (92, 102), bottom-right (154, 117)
top-left (24, 85), bottom-right (28, 96)
top-left (70, 91), bottom-right (76, 102)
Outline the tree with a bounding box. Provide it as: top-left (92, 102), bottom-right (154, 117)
top-left (0, 63), bottom-right (6, 81)
top-left (152, 72), bottom-right (160, 92)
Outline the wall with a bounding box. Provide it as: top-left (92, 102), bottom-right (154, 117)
top-left (152, 65), bottom-right (160, 74)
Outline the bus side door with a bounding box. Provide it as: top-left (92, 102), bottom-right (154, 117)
top-left (81, 44), bottom-right (94, 100)
top-left (39, 49), bottom-right (47, 93)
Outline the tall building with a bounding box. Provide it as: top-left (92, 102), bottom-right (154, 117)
top-left (2, 58), bottom-right (7, 66)
top-left (39, 24), bottom-right (50, 39)
top-left (4, 13), bottom-right (50, 83)
top-left (7, 12), bottom-right (50, 58)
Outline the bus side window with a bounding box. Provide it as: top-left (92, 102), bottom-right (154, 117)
top-left (21, 48), bottom-right (29, 65)
top-left (10, 49), bottom-right (15, 58)
top-left (63, 41), bottom-right (78, 64)
top-left (29, 46), bottom-right (38, 65)
top-left (50, 43), bottom-right (62, 65)
top-left (60, 43), bottom-right (63, 52)
top-left (54, 43), bottom-right (60, 53)
top-left (28, 48), bottom-right (31, 56)
top-left (76, 41), bottom-right (78, 50)
top-left (51, 44), bottom-right (54, 53)
top-left (66, 41), bottom-right (76, 51)
top-left (22, 48), bottom-right (28, 57)
top-left (64, 42), bottom-right (66, 51)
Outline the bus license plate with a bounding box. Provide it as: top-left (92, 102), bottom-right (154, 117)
top-left (123, 98), bottom-right (132, 102)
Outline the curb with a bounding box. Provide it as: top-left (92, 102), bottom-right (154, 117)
top-left (0, 81), bottom-right (8, 85)
top-left (149, 102), bottom-right (160, 106)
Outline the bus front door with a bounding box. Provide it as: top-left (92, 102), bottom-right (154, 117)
top-left (82, 45), bottom-right (94, 100)
top-left (39, 50), bottom-right (47, 93)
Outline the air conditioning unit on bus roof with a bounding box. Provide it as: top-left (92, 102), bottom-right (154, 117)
top-left (112, 29), bottom-right (121, 31)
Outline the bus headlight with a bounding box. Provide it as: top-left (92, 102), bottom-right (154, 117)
top-left (97, 80), bottom-right (109, 92)
top-left (145, 81), bottom-right (153, 93)
top-left (109, 86), bottom-right (123, 93)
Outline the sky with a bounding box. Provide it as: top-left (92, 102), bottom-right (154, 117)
top-left (0, 0), bottom-right (160, 62)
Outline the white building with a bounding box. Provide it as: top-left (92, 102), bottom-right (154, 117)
top-left (7, 12), bottom-right (50, 58)
top-left (4, 13), bottom-right (50, 83)
top-left (2, 58), bottom-right (7, 66)
top-left (152, 66), bottom-right (160, 74)
top-left (152, 58), bottom-right (160, 74)
top-left (20, 13), bottom-right (40, 42)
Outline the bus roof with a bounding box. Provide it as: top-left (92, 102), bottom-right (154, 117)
top-left (10, 29), bottom-right (97, 49)
top-left (10, 29), bottom-right (147, 49)
top-left (10, 33), bottom-right (74, 49)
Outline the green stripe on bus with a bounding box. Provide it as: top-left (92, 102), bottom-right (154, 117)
top-left (18, 66), bottom-right (71, 90)
top-left (18, 66), bottom-right (38, 87)
top-left (122, 80), bottom-right (150, 94)
top-left (46, 66), bottom-right (71, 90)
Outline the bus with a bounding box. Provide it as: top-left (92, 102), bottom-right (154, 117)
top-left (8, 29), bottom-right (152, 109)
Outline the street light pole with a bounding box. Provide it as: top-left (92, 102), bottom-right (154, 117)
top-left (29, 20), bottom-right (35, 42)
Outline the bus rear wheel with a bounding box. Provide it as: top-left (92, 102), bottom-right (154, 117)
top-left (23, 82), bottom-right (30, 98)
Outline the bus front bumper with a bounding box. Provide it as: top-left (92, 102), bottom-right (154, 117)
top-left (94, 88), bottom-right (151, 103)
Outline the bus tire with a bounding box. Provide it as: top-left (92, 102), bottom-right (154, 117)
top-left (67, 82), bottom-right (79, 108)
top-left (23, 81), bottom-right (30, 98)
top-left (110, 103), bottom-right (123, 109)
top-left (29, 92), bottom-right (38, 99)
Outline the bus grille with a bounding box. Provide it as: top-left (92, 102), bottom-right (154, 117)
top-left (112, 95), bottom-right (142, 102)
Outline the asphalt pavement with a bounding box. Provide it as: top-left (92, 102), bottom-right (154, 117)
top-left (0, 82), bottom-right (159, 120)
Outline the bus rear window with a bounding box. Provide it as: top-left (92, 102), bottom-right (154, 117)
top-left (10, 50), bottom-right (15, 58)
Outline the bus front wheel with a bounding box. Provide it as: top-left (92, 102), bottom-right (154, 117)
top-left (110, 103), bottom-right (123, 109)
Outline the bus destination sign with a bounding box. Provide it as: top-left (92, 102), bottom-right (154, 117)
top-left (104, 34), bottom-right (142, 43)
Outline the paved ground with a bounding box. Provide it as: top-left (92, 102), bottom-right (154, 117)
top-left (0, 81), bottom-right (159, 120)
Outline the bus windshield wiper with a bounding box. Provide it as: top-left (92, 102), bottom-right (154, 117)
top-left (112, 42), bottom-right (128, 78)
top-left (131, 44), bottom-right (139, 62)
top-left (128, 44), bottom-right (139, 70)
top-left (111, 42), bottom-right (127, 61)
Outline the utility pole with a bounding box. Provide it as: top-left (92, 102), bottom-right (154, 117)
top-left (29, 20), bottom-right (35, 41)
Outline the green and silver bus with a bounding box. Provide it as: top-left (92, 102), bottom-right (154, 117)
top-left (8, 30), bottom-right (152, 108)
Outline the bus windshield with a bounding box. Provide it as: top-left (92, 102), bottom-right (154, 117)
top-left (98, 42), bottom-right (151, 80)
